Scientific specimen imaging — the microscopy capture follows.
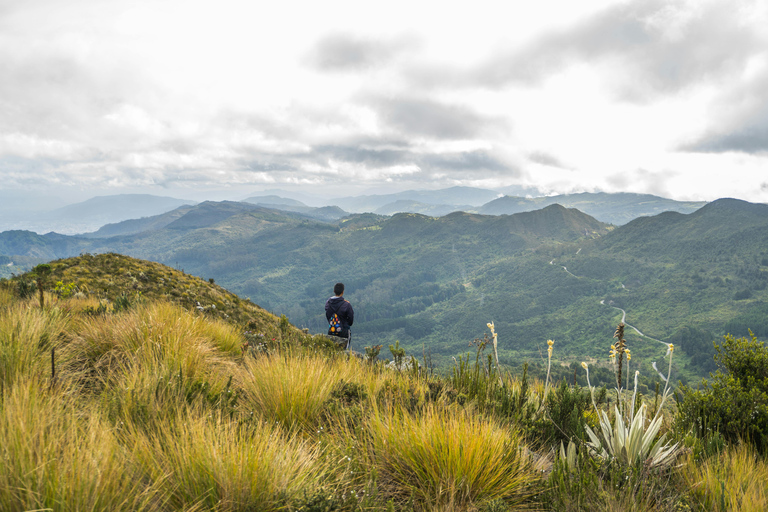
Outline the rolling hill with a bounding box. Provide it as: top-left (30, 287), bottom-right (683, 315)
top-left (1, 252), bottom-right (298, 337)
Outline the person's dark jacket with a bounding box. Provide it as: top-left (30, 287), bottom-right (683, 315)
top-left (325, 296), bottom-right (354, 337)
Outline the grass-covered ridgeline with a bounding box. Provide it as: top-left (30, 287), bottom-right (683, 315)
top-left (2, 257), bottom-right (768, 511)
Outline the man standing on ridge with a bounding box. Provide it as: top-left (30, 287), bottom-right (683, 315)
top-left (325, 282), bottom-right (354, 350)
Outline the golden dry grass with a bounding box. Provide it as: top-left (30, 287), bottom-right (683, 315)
top-left (682, 443), bottom-right (768, 511)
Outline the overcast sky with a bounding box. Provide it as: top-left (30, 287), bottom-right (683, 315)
top-left (1, 0), bottom-right (767, 205)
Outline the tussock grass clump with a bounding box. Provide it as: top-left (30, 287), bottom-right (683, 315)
top-left (0, 302), bottom-right (70, 386)
top-left (683, 443), bottom-right (768, 511)
top-left (63, 302), bottom-right (240, 425)
top-left (65, 301), bottom-right (238, 381)
top-left (239, 350), bottom-right (362, 432)
top-left (366, 404), bottom-right (543, 511)
top-left (0, 382), bottom-right (158, 512)
top-left (128, 406), bottom-right (324, 512)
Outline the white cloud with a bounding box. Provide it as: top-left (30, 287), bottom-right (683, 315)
top-left (0, 0), bottom-right (766, 202)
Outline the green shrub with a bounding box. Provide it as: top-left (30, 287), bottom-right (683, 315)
top-left (675, 331), bottom-right (768, 452)
top-left (15, 278), bottom-right (35, 299)
top-left (53, 280), bottom-right (77, 299)
top-left (543, 380), bottom-right (605, 446)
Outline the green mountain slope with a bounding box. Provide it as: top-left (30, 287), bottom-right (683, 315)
top-left (555, 198), bottom-right (768, 374)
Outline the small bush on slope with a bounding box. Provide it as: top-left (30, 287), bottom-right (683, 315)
top-left (238, 350), bottom-right (365, 433)
top-left (676, 331), bottom-right (768, 452)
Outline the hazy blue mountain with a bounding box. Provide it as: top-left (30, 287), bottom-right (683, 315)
top-left (494, 183), bottom-right (546, 197)
top-left (0, 190), bottom-right (72, 217)
top-left (478, 192), bottom-right (707, 225)
top-left (21, 194), bottom-right (197, 235)
top-left (248, 189), bottom-right (327, 207)
top-left (83, 205), bottom-right (197, 238)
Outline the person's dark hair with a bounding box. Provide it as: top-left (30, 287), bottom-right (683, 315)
top-left (334, 282), bottom-right (345, 296)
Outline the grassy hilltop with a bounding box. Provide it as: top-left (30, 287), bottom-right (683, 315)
top-left (2, 255), bottom-right (768, 511)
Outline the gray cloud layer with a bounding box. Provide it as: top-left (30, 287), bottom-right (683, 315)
top-left (409, 0), bottom-right (765, 101)
top-left (683, 67), bottom-right (768, 154)
top-left (305, 33), bottom-right (417, 71)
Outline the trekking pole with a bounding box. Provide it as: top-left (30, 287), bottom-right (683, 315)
top-left (50, 347), bottom-right (56, 389)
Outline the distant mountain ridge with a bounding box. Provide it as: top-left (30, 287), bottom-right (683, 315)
top-left (333, 186), bottom-right (500, 213)
top-left (2, 194), bottom-right (197, 235)
top-left (242, 196), bottom-right (348, 221)
top-left (588, 198), bottom-right (768, 259)
top-left (374, 200), bottom-right (475, 217)
top-left (478, 192), bottom-right (707, 225)
top-left (84, 205), bottom-right (197, 238)
top-left (3, 188), bottom-right (718, 236)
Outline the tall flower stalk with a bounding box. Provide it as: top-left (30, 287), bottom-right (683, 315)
top-left (613, 323), bottom-right (627, 399)
top-left (486, 322), bottom-right (503, 387)
top-left (543, 339), bottom-right (554, 400)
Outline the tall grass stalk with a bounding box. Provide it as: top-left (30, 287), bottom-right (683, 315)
top-left (63, 302), bottom-right (240, 427)
top-left (683, 443), bottom-right (768, 511)
top-left (0, 285), bottom-right (15, 308)
top-left (581, 345), bottom-right (680, 469)
top-left (366, 404), bottom-right (542, 510)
